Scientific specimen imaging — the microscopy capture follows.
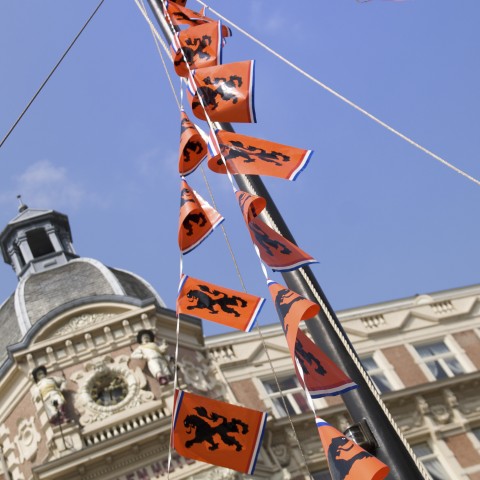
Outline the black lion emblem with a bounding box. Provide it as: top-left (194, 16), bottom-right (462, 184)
top-left (183, 212), bottom-right (207, 236)
top-left (328, 436), bottom-right (372, 479)
top-left (220, 140), bottom-right (291, 167)
top-left (184, 406), bottom-right (249, 451)
top-left (186, 284), bottom-right (247, 317)
top-left (192, 75), bottom-right (243, 111)
top-left (250, 222), bottom-right (291, 257)
top-left (295, 338), bottom-right (327, 376)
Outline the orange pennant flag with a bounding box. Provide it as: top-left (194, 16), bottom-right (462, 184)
top-left (235, 191), bottom-right (317, 271)
top-left (268, 280), bottom-right (320, 352)
top-left (179, 179), bottom-right (223, 254)
top-left (177, 274), bottom-right (265, 332)
top-left (294, 329), bottom-right (357, 398)
top-left (208, 129), bottom-right (313, 180)
top-left (173, 390), bottom-right (267, 475)
top-left (268, 280), bottom-right (356, 397)
top-left (170, 0), bottom-right (187, 6)
top-left (316, 418), bottom-right (390, 480)
top-left (187, 61), bottom-right (256, 123)
top-left (164, 1), bottom-right (232, 37)
top-left (179, 110), bottom-right (208, 176)
top-left (172, 22), bottom-right (224, 77)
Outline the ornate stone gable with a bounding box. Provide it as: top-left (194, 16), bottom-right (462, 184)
top-left (52, 312), bottom-right (117, 337)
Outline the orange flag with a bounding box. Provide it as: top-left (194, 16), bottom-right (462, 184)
top-left (187, 61), bottom-right (256, 123)
top-left (177, 274), bottom-right (265, 332)
top-left (172, 22), bottom-right (224, 77)
top-left (179, 110), bottom-right (208, 176)
top-left (294, 330), bottom-right (357, 398)
top-left (179, 179), bottom-right (223, 254)
top-left (235, 191), bottom-right (317, 271)
top-left (208, 129), bottom-right (313, 180)
top-left (316, 418), bottom-right (390, 480)
top-left (164, 1), bottom-right (232, 37)
top-left (268, 280), bottom-right (356, 397)
top-left (173, 390), bottom-right (267, 475)
top-left (268, 280), bottom-right (320, 352)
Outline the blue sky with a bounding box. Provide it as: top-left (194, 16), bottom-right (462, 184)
top-left (0, 0), bottom-right (479, 336)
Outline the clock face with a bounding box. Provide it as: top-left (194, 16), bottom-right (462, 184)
top-left (90, 372), bottom-right (128, 406)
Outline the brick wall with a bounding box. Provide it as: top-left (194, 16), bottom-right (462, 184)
top-left (453, 330), bottom-right (480, 370)
top-left (382, 345), bottom-right (428, 387)
top-left (230, 379), bottom-right (266, 411)
top-left (445, 433), bottom-right (480, 468)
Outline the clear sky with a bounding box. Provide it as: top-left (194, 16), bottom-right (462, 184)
top-left (0, 0), bottom-right (479, 336)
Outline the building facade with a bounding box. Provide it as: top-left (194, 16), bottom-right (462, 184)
top-left (0, 206), bottom-right (479, 480)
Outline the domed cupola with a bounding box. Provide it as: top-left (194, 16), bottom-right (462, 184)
top-left (0, 203), bottom-right (165, 362)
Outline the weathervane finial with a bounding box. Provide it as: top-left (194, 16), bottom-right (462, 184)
top-left (17, 194), bottom-right (28, 213)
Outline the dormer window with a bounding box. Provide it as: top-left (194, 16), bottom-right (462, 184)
top-left (26, 228), bottom-right (55, 258)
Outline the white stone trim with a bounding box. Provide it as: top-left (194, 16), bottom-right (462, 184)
top-left (72, 258), bottom-right (125, 296)
top-left (14, 275), bottom-right (31, 336)
top-left (114, 267), bottom-right (166, 307)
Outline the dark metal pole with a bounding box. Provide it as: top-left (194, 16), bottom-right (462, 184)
top-left (146, 2), bottom-right (429, 478)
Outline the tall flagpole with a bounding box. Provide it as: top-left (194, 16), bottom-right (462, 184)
top-left (146, 2), bottom-right (429, 478)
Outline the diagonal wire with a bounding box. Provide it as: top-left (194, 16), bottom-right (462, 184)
top-left (194, 0), bottom-right (480, 188)
top-left (0, 0), bottom-right (106, 150)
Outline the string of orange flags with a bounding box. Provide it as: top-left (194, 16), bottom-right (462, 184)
top-left (160, 0), bottom-right (391, 477)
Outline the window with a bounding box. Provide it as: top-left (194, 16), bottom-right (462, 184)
top-left (362, 355), bottom-right (394, 393)
top-left (262, 376), bottom-right (310, 418)
top-left (26, 228), bottom-right (55, 258)
top-left (413, 442), bottom-right (450, 480)
top-left (414, 341), bottom-right (465, 380)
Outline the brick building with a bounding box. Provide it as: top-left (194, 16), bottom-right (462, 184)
top-left (0, 206), bottom-right (479, 479)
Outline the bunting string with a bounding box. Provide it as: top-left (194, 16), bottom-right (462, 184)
top-left (134, 1), bottom-right (427, 478)
top-left (194, 0), bottom-right (480, 189)
top-left (135, 1), bottom-right (316, 475)
top-left (159, 3), bottom-right (314, 474)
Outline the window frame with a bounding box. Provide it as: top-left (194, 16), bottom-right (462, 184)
top-left (257, 373), bottom-right (326, 419)
top-left (412, 440), bottom-right (455, 480)
top-left (360, 350), bottom-right (403, 394)
top-left (409, 336), bottom-right (473, 382)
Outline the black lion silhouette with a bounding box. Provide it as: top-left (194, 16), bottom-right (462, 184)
top-left (249, 222), bottom-right (291, 257)
top-left (328, 436), bottom-right (372, 479)
top-left (192, 75), bottom-right (243, 111)
top-left (295, 338), bottom-right (327, 376)
top-left (182, 212), bottom-right (207, 236)
top-left (183, 406), bottom-right (249, 451)
top-left (186, 285), bottom-right (247, 317)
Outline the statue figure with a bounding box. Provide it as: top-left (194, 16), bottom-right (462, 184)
top-left (130, 330), bottom-right (172, 385)
top-left (32, 366), bottom-right (67, 425)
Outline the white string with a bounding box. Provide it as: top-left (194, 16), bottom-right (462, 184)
top-left (194, 0), bottom-right (480, 189)
top-left (133, 3), bottom-right (315, 476)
